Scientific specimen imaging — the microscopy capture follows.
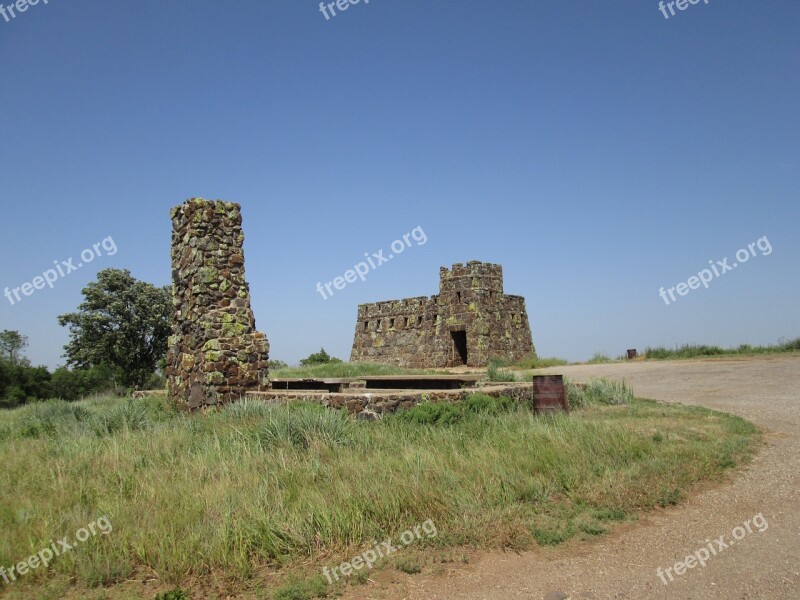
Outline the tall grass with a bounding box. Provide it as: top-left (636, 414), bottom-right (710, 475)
top-left (509, 355), bottom-right (570, 369)
top-left (486, 359), bottom-right (518, 382)
top-left (587, 352), bottom-right (615, 364)
top-left (645, 337), bottom-right (800, 359)
top-left (0, 396), bottom-right (178, 441)
top-left (0, 391), bottom-right (759, 597)
top-left (565, 377), bottom-right (634, 409)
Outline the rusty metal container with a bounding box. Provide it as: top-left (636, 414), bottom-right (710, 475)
top-left (532, 374), bottom-right (569, 414)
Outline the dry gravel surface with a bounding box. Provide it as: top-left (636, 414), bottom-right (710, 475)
top-left (341, 355), bottom-right (800, 600)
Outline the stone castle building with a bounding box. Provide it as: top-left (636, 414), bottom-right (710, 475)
top-left (166, 198), bottom-right (270, 408)
top-left (350, 261), bottom-right (535, 368)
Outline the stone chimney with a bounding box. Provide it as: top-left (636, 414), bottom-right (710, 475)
top-left (166, 198), bottom-right (269, 408)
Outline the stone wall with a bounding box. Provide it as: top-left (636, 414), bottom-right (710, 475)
top-left (350, 261), bottom-right (535, 368)
top-left (247, 382), bottom-right (536, 420)
top-left (166, 198), bottom-right (269, 409)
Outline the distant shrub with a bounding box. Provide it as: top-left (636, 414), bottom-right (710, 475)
top-left (1, 386), bottom-right (27, 410)
top-left (780, 337), bottom-right (800, 351)
top-left (51, 365), bottom-right (115, 401)
top-left (299, 348), bottom-right (342, 366)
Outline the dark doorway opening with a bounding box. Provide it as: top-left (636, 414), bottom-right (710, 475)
top-left (451, 331), bottom-right (468, 365)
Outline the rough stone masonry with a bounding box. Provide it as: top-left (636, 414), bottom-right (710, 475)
top-left (350, 261), bottom-right (535, 368)
top-left (166, 198), bottom-right (269, 408)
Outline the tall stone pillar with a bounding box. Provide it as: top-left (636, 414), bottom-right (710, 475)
top-left (166, 198), bottom-right (269, 408)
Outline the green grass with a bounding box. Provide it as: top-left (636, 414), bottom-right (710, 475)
top-left (269, 361), bottom-right (443, 379)
top-left (485, 359), bottom-right (519, 382)
top-left (392, 393), bottom-right (517, 425)
top-left (644, 337), bottom-right (800, 360)
top-left (587, 352), bottom-right (615, 364)
top-left (271, 576), bottom-right (328, 600)
top-left (508, 355), bottom-right (570, 370)
top-left (0, 387), bottom-right (760, 599)
top-left (154, 590), bottom-right (190, 600)
top-left (565, 377), bottom-right (634, 409)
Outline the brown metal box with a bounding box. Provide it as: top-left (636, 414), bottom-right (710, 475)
top-left (532, 374), bottom-right (569, 414)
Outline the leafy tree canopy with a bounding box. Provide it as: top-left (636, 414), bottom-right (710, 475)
top-left (299, 348), bottom-right (342, 366)
top-left (58, 269), bottom-right (171, 389)
top-left (0, 330), bottom-right (28, 366)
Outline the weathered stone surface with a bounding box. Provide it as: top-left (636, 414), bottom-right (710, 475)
top-left (350, 261), bottom-right (535, 367)
top-left (166, 198), bottom-right (269, 408)
top-left (246, 382), bottom-right (535, 418)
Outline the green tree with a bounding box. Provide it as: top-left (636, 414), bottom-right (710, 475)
top-left (299, 348), bottom-right (342, 366)
top-left (58, 269), bottom-right (172, 389)
top-left (0, 330), bottom-right (28, 365)
top-left (21, 365), bottom-right (51, 399)
top-left (51, 365), bottom-right (114, 401)
top-left (0, 359), bottom-right (10, 403)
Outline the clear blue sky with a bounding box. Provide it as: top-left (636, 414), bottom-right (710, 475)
top-left (1, 0), bottom-right (798, 368)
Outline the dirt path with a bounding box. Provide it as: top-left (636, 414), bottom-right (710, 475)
top-left (342, 355), bottom-right (800, 600)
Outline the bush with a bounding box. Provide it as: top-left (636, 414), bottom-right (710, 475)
top-left (299, 348), bottom-right (342, 366)
top-left (0, 361), bottom-right (53, 406)
top-left (0, 359), bottom-right (9, 402)
top-left (0, 385), bottom-right (27, 410)
top-left (51, 365), bottom-right (114, 401)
